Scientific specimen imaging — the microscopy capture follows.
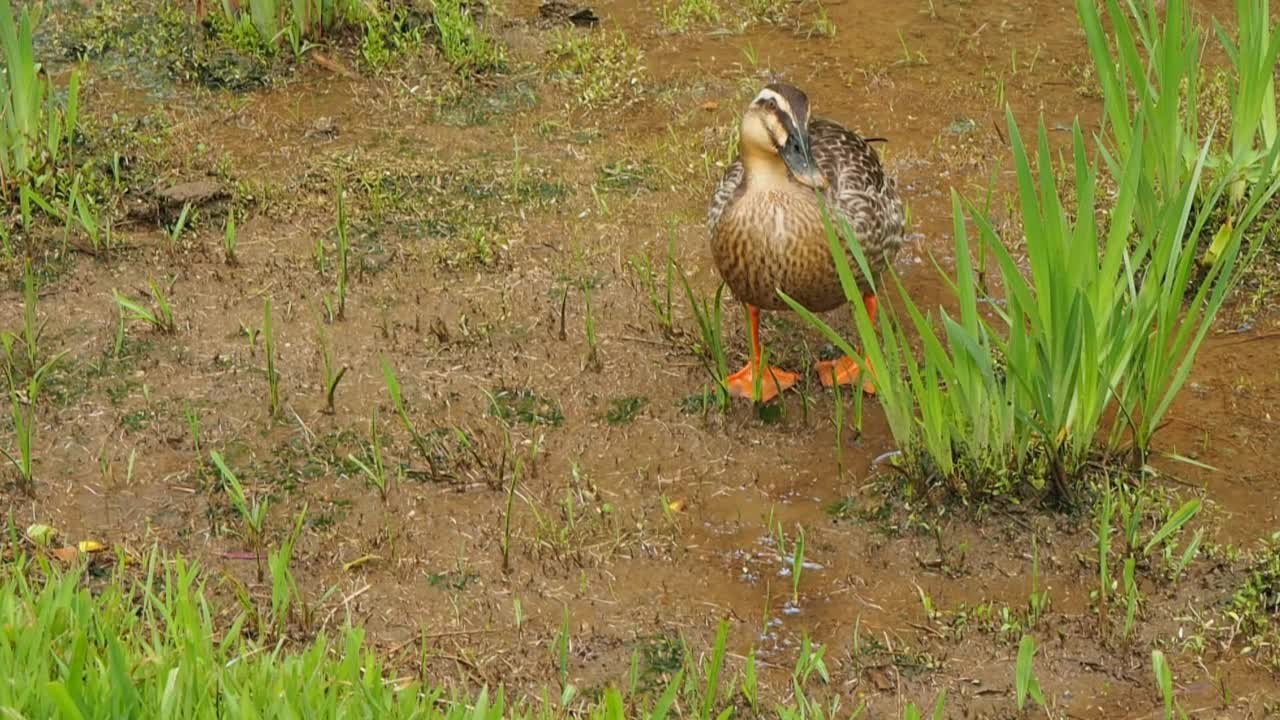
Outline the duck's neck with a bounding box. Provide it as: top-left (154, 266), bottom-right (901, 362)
top-left (741, 146), bottom-right (795, 191)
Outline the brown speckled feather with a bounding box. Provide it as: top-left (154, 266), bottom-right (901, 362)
top-left (707, 112), bottom-right (905, 312)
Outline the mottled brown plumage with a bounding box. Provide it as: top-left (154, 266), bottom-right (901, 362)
top-left (707, 88), bottom-right (904, 312)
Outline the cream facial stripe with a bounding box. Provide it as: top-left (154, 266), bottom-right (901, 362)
top-left (753, 88), bottom-right (793, 119)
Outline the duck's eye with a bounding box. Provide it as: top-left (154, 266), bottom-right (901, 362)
top-left (757, 97), bottom-right (777, 111)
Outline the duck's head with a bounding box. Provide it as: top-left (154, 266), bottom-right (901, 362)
top-left (739, 83), bottom-right (828, 190)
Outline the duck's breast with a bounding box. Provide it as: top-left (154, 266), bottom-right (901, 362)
top-left (711, 188), bottom-right (847, 313)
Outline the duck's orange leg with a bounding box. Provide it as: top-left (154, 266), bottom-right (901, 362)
top-left (726, 305), bottom-right (799, 403)
top-left (817, 293), bottom-right (878, 395)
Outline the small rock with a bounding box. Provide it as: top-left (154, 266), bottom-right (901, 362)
top-left (156, 180), bottom-right (225, 207)
top-left (152, 179), bottom-right (228, 226)
top-left (538, 0), bottom-right (599, 26)
top-left (304, 116), bottom-right (339, 140)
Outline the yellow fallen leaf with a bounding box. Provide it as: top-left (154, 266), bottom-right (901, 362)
top-left (667, 499), bottom-right (685, 513)
top-left (78, 541), bottom-right (107, 553)
top-left (343, 554), bottom-right (381, 572)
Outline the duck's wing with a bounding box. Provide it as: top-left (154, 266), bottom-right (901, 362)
top-left (706, 158), bottom-right (745, 231)
top-left (810, 118), bottom-right (891, 200)
top-left (810, 117), bottom-right (904, 256)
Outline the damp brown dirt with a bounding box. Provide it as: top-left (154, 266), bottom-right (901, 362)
top-left (4, 0), bottom-right (1280, 717)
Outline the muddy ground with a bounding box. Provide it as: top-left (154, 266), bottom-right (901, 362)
top-left (4, 0), bottom-right (1280, 716)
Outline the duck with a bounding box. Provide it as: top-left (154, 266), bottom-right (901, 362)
top-left (706, 82), bottom-right (905, 402)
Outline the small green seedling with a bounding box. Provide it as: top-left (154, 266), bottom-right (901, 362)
top-left (263, 298), bottom-right (280, 417)
top-left (210, 450), bottom-right (269, 581)
top-left (349, 408), bottom-right (391, 502)
top-left (1015, 634), bottom-right (1046, 711)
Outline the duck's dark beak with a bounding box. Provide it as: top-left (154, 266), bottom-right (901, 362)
top-left (778, 116), bottom-right (828, 190)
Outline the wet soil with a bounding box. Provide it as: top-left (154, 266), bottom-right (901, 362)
top-left (5, 0), bottom-right (1280, 716)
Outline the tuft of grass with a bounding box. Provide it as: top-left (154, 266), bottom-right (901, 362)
top-left (808, 1), bottom-right (836, 37)
top-left (605, 395), bottom-right (646, 425)
top-left (1096, 479), bottom-right (1116, 620)
top-left (546, 28), bottom-right (644, 109)
top-left (598, 159), bottom-right (658, 195)
top-left (786, 102), bottom-right (1266, 502)
top-left (1151, 649), bottom-right (1188, 720)
top-left (0, 281), bottom-right (62, 495)
top-left (262, 297), bottom-right (280, 417)
top-left (267, 504), bottom-right (318, 637)
top-left (349, 408), bottom-right (391, 502)
top-left (319, 329), bottom-right (347, 415)
top-left (2, 381), bottom-right (36, 493)
top-left (679, 273), bottom-right (730, 411)
top-left (1226, 532), bottom-right (1280, 670)
top-left (1015, 635), bottom-right (1046, 711)
top-left (658, 0), bottom-right (721, 33)
top-left (1211, 0), bottom-right (1280, 208)
top-left (1077, 0), bottom-right (1280, 227)
top-left (628, 229), bottom-right (677, 335)
top-left (215, 0), bottom-right (368, 55)
top-left (167, 201), bottom-right (192, 254)
top-left (358, 5), bottom-right (426, 69)
top-left (0, 0), bottom-right (81, 197)
top-left (790, 524), bottom-right (806, 606)
top-left (432, 0), bottom-right (506, 76)
top-left (210, 450), bottom-right (270, 582)
top-left (487, 387), bottom-right (564, 427)
top-left (184, 404), bottom-right (202, 465)
top-left (335, 183), bottom-right (350, 321)
top-left (743, 0), bottom-right (785, 24)
top-left (113, 281), bottom-right (176, 335)
top-left (2, 261), bottom-right (46, 373)
top-left (582, 283), bottom-right (601, 372)
top-left (224, 210), bottom-right (238, 264)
